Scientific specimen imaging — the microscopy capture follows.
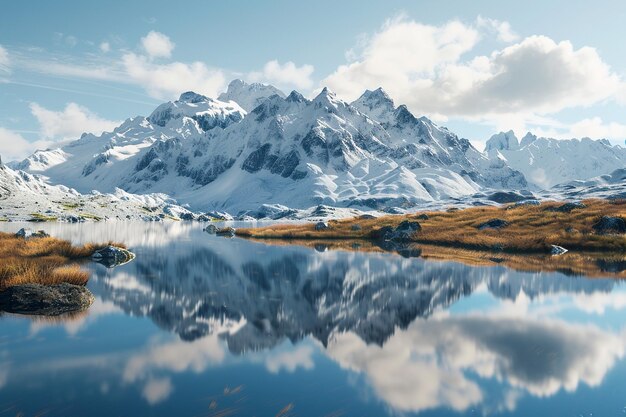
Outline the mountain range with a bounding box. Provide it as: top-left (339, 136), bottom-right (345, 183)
top-left (3, 79), bottom-right (626, 220)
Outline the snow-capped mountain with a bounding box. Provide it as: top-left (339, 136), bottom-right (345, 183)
top-left (485, 131), bottom-right (626, 188)
top-left (13, 80), bottom-right (529, 215)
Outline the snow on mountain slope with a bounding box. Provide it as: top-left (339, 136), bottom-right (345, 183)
top-left (218, 79), bottom-right (286, 112)
top-left (486, 131), bottom-right (626, 188)
top-left (0, 162), bottom-right (196, 221)
top-left (14, 80), bottom-right (530, 216)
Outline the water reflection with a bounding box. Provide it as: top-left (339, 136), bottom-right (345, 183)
top-left (0, 222), bottom-right (625, 416)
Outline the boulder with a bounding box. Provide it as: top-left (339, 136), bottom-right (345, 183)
top-left (197, 214), bottom-right (211, 222)
top-left (92, 246), bottom-right (134, 268)
top-left (477, 219), bottom-right (510, 230)
top-left (551, 245), bottom-right (568, 255)
top-left (351, 224), bottom-right (362, 231)
top-left (179, 212), bottom-right (195, 221)
top-left (15, 228), bottom-right (32, 239)
top-left (593, 216), bottom-right (626, 234)
top-left (545, 202), bottom-right (586, 213)
top-left (506, 200), bottom-right (541, 210)
top-left (358, 214), bottom-right (376, 220)
top-left (487, 191), bottom-right (530, 204)
top-left (416, 213), bottom-right (429, 220)
top-left (216, 227), bottom-right (236, 237)
top-left (0, 283), bottom-right (94, 315)
top-left (315, 221), bottom-right (330, 231)
top-left (372, 221), bottom-right (421, 241)
top-left (204, 224), bottom-right (218, 234)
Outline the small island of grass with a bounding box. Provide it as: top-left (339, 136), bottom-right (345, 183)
top-left (0, 230), bottom-right (129, 316)
top-left (235, 199), bottom-right (626, 254)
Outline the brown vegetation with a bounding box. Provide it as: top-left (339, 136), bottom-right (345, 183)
top-left (0, 232), bottom-right (125, 290)
top-left (236, 199), bottom-right (626, 253)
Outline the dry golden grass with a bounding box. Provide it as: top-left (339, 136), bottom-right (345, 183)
top-left (243, 237), bottom-right (626, 278)
top-left (236, 199), bottom-right (626, 253)
top-left (0, 232), bottom-right (125, 290)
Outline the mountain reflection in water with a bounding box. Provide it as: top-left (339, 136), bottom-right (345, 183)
top-left (0, 221), bottom-right (625, 417)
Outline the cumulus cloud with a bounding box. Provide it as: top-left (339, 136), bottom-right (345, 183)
top-left (327, 315), bottom-right (625, 413)
top-left (248, 60), bottom-right (314, 91)
top-left (0, 128), bottom-right (52, 161)
top-left (30, 102), bottom-right (120, 140)
top-left (265, 345), bottom-right (315, 373)
top-left (142, 377), bottom-right (173, 405)
top-left (122, 53), bottom-right (225, 100)
top-left (323, 17), bottom-right (624, 124)
top-left (141, 31), bottom-right (175, 59)
top-left (476, 16), bottom-right (519, 42)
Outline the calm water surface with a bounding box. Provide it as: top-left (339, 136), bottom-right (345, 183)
top-left (1, 222), bottom-right (626, 416)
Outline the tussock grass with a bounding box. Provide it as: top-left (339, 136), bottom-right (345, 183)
top-left (236, 199), bottom-right (626, 253)
top-left (0, 232), bottom-right (126, 290)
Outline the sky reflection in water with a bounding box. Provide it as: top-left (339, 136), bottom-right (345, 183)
top-left (1, 222), bottom-right (626, 417)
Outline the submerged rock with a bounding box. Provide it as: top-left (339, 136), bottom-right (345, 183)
top-left (204, 224), bottom-right (218, 234)
top-left (92, 246), bottom-right (135, 268)
top-left (0, 283), bottom-right (94, 316)
top-left (216, 227), bottom-right (236, 237)
top-left (477, 219), bottom-right (510, 230)
top-left (551, 245), bottom-right (568, 255)
top-left (593, 216), bottom-right (626, 234)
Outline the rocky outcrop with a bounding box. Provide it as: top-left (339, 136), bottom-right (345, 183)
top-left (593, 216), bottom-right (626, 234)
top-left (15, 228), bottom-right (49, 239)
top-left (545, 202), bottom-right (586, 213)
top-left (477, 219), bottom-right (510, 230)
top-left (92, 246), bottom-right (135, 268)
top-left (0, 283), bottom-right (94, 315)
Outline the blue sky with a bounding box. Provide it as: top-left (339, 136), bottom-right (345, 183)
top-left (1, 0), bottom-right (626, 160)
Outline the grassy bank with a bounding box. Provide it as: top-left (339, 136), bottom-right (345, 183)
top-left (0, 231), bottom-right (124, 291)
top-left (236, 199), bottom-right (626, 253)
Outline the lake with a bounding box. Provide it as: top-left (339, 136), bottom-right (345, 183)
top-left (1, 221), bottom-right (626, 416)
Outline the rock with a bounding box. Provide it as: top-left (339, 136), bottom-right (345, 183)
top-left (351, 224), bottom-right (362, 231)
top-left (205, 211), bottom-right (234, 221)
top-left (32, 230), bottom-right (49, 238)
top-left (179, 212), bottom-right (195, 221)
top-left (216, 227), bottom-right (236, 237)
top-left (372, 226), bottom-right (394, 240)
top-left (487, 191), bottom-right (530, 204)
top-left (315, 221), bottom-right (330, 231)
top-left (592, 216), bottom-right (626, 234)
top-left (358, 214), bottom-right (376, 220)
top-left (545, 202), bottom-right (586, 213)
top-left (15, 228), bottom-right (32, 238)
top-left (551, 245), bottom-right (568, 255)
top-left (392, 221), bottom-right (422, 241)
top-left (196, 214), bottom-right (211, 222)
top-left (416, 213), bottom-right (429, 220)
top-left (447, 207), bottom-right (459, 212)
top-left (506, 200), bottom-right (541, 210)
top-left (314, 244), bottom-right (328, 252)
top-left (204, 224), bottom-right (218, 234)
top-left (92, 246), bottom-right (134, 268)
top-left (477, 219), bottom-right (510, 230)
top-left (0, 283), bottom-right (94, 316)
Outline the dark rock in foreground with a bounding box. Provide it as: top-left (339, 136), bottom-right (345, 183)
top-left (0, 283), bottom-right (94, 316)
top-left (477, 218), bottom-right (510, 230)
top-left (593, 216), bottom-right (626, 234)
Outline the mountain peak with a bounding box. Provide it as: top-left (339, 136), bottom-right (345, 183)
top-left (218, 79), bottom-right (285, 112)
top-left (485, 130), bottom-right (520, 152)
top-left (178, 91), bottom-right (209, 103)
top-left (286, 90), bottom-right (307, 103)
top-left (520, 132), bottom-right (538, 148)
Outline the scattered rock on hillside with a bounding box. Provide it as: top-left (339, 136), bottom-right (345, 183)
top-left (487, 191), bottom-right (532, 204)
top-left (477, 219), bottom-right (510, 230)
top-left (551, 245), bottom-right (568, 255)
top-left (593, 216), bottom-right (626, 234)
top-left (315, 221), bottom-right (330, 231)
top-left (545, 202), bottom-right (586, 213)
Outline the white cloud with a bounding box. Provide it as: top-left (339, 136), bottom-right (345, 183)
top-left (141, 31), bottom-right (175, 59)
top-left (323, 18), bottom-right (624, 125)
top-left (0, 127), bottom-right (52, 161)
top-left (265, 345), bottom-right (315, 373)
top-left (142, 377), bottom-right (173, 405)
top-left (248, 60), bottom-right (314, 91)
top-left (122, 53), bottom-right (226, 100)
top-left (30, 102), bottom-right (120, 140)
top-left (327, 315), bottom-right (626, 413)
top-left (476, 16), bottom-right (519, 42)
top-left (0, 45), bottom-right (9, 72)
top-left (99, 41), bottom-right (111, 53)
